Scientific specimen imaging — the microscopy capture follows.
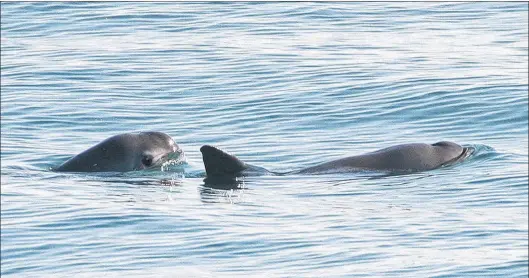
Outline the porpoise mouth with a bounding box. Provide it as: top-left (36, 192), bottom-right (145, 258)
top-left (168, 148), bottom-right (184, 159)
top-left (443, 147), bottom-right (474, 167)
top-left (143, 149), bottom-right (185, 170)
top-left (458, 147), bottom-right (474, 161)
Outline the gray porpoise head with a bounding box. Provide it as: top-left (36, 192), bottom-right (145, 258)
top-left (55, 131), bottom-right (181, 172)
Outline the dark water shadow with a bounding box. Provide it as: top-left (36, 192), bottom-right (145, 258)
top-left (198, 176), bottom-right (249, 203)
top-left (202, 176), bottom-right (245, 190)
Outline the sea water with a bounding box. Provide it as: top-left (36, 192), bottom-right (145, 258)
top-left (1, 2), bottom-right (528, 277)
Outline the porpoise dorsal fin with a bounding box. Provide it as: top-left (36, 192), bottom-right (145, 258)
top-left (200, 145), bottom-right (248, 177)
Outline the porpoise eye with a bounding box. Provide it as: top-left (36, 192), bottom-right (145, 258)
top-left (142, 155), bottom-right (153, 167)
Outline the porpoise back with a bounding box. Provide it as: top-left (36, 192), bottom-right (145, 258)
top-left (200, 141), bottom-right (469, 177)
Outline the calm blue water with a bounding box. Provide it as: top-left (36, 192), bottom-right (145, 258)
top-left (1, 2), bottom-right (528, 277)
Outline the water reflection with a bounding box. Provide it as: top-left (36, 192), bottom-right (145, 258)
top-left (199, 176), bottom-right (248, 203)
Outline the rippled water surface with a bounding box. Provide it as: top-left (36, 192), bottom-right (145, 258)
top-left (1, 2), bottom-right (528, 277)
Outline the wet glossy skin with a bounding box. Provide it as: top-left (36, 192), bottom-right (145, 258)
top-left (200, 141), bottom-right (469, 177)
top-left (55, 132), bottom-right (181, 172)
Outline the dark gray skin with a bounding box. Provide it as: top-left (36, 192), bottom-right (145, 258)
top-left (55, 132), bottom-right (181, 172)
top-left (200, 141), bottom-right (470, 178)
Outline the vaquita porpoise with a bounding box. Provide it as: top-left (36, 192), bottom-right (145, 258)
top-left (200, 141), bottom-right (471, 177)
